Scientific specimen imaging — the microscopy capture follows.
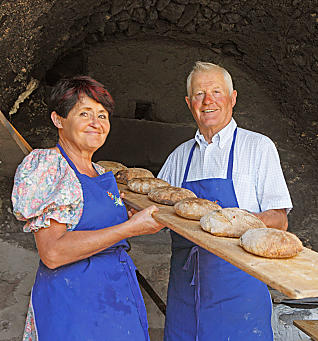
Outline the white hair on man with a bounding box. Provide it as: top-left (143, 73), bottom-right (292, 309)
top-left (186, 61), bottom-right (234, 97)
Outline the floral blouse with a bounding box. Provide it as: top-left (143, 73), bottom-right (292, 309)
top-left (12, 149), bottom-right (106, 341)
top-left (12, 148), bottom-right (106, 231)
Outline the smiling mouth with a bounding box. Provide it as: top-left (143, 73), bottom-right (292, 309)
top-left (202, 109), bottom-right (218, 113)
top-left (85, 131), bottom-right (101, 135)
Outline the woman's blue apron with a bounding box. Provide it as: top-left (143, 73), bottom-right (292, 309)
top-left (31, 144), bottom-right (149, 340)
top-left (164, 129), bottom-right (273, 341)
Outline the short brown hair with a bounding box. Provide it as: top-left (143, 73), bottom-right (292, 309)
top-left (48, 76), bottom-right (115, 118)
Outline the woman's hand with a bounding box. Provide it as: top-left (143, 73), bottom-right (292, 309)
top-left (120, 191), bottom-right (140, 218)
top-left (127, 207), bottom-right (138, 218)
top-left (125, 205), bottom-right (165, 237)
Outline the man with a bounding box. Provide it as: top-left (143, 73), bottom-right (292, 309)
top-left (158, 61), bottom-right (292, 340)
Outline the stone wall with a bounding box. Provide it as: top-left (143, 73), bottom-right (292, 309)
top-left (1, 0), bottom-right (317, 154)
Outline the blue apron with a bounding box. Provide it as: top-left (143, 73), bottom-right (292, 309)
top-left (164, 129), bottom-right (273, 341)
top-left (31, 144), bottom-right (149, 340)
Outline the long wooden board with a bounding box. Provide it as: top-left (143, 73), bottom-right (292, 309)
top-left (0, 110), bottom-right (32, 177)
top-left (293, 320), bottom-right (318, 340)
top-left (119, 184), bottom-right (318, 299)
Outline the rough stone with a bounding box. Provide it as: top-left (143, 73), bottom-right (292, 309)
top-left (111, 0), bottom-right (126, 15)
top-left (177, 4), bottom-right (199, 27)
top-left (132, 7), bottom-right (147, 23)
top-left (127, 21), bottom-right (141, 36)
top-left (272, 304), bottom-right (318, 340)
top-left (201, 6), bottom-right (213, 18)
top-left (159, 2), bottom-right (185, 23)
top-left (207, 1), bottom-right (221, 12)
top-left (156, 0), bottom-right (171, 11)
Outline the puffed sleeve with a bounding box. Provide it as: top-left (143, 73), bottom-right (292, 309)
top-left (11, 149), bottom-right (83, 232)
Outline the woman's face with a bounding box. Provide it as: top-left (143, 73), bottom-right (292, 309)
top-left (58, 94), bottom-right (110, 152)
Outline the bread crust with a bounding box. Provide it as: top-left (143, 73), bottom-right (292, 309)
top-left (97, 161), bottom-right (127, 175)
top-left (239, 228), bottom-right (303, 258)
top-left (174, 198), bottom-right (221, 220)
top-left (127, 178), bottom-right (170, 194)
top-left (200, 207), bottom-right (266, 237)
top-left (148, 186), bottom-right (197, 205)
top-left (115, 168), bottom-right (154, 184)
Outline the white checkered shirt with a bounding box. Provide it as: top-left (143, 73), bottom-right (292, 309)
top-left (158, 119), bottom-right (292, 213)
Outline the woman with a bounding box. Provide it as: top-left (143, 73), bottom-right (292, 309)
top-left (12, 76), bottom-right (164, 340)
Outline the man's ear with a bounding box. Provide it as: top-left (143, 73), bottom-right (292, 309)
top-left (231, 90), bottom-right (237, 108)
top-left (185, 96), bottom-right (192, 111)
top-left (51, 111), bottom-right (63, 128)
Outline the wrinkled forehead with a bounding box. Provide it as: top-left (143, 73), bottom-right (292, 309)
top-left (191, 69), bottom-right (227, 91)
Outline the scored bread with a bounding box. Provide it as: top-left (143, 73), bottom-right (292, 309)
top-left (115, 168), bottom-right (154, 184)
top-left (240, 228), bottom-right (303, 258)
top-left (127, 177), bottom-right (170, 194)
top-left (97, 160), bottom-right (128, 175)
top-left (174, 198), bottom-right (221, 220)
top-left (148, 186), bottom-right (197, 206)
top-left (200, 207), bottom-right (266, 238)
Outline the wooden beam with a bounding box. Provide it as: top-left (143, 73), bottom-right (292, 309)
top-left (293, 320), bottom-right (318, 340)
top-left (0, 110), bottom-right (32, 177)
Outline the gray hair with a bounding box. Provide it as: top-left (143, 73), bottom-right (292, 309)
top-left (186, 61), bottom-right (234, 97)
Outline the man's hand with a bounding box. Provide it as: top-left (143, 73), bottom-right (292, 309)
top-left (250, 209), bottom-right (288, 230)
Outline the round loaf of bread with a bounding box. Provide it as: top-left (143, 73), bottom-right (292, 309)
top-left (174, 198), bottom-right (221, 220)
top-left (127, 177), bottom-right (170, 194)
top-left (200, 207), bottom-right (266, 238)
top-left (148, 186), bottom-right (197, 206)
top-left (115, 168), bottom-right (154, 184)
top-left (240, 228), bottom-right (303, 258)
top-left (97, 160), bottom-right (128, 175)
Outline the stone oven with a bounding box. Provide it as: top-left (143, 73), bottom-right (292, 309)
top-left (0, 0), bottom-right (317, 339)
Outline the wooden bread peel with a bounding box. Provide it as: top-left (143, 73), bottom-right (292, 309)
top-left (119, 183), bottom-right (318, 300)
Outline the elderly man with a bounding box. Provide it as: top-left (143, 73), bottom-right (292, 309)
top-left (158, 61), bottom-right (292, 341)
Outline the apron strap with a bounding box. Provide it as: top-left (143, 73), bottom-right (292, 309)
top-left (226, 127), bottom-right (237, 180)
top-left (183, 246), bottom-right (200, 341)
top-left (182, 142), bottom-right (196, 184)
top-left (56, 143), bottom-right (80, 174)
top-left (183, 127), bottom-right (238, 184)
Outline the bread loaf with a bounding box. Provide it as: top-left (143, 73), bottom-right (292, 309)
top-left (200, 207), bottom-right (266, 237)
top-left (240, 228), bottom-right (303, 258)
top-left (148, 186), bottom-right (197, 206)
top-left (127, 177), bottom-right (170, 194)
top-left (97, 160), bottom-right (127, 175)
top-left (115, 168), bottom-right (154, 184)
top-left (174, 198), bottom-right (221, 220)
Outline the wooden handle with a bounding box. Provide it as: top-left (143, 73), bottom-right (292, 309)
top-left (0, 110), bottom-right (33, 154)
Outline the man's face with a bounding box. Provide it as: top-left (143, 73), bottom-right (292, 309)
top-left (185, 70), bottom-right (237, 137)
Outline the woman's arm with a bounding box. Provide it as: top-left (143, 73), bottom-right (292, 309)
top-left (35, 205), bottom-right (164, 269)
top-left (251, 208), bottom-right (288, 231)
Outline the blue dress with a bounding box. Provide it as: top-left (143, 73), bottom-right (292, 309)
top-left (31, 144), bottom-right (150, 340)
top-left (164, 129), bottom-right (273, 341)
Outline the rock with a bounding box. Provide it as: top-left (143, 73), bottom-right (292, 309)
top-left (159, 2), bottom-right (185, 23)
top-left (156, 0), bottom-right (171, 11)
top-left (111, 0), bottom-right (126, 15)
top-left (177, 4), bottom-right (199, 27)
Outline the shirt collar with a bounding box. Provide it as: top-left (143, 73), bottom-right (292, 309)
top-left (195, 118), bottom-right (237, 149)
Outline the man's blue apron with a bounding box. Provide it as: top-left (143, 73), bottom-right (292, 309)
top-left (164, 129), bottom-right (273, 341)
top-left (31, 144), bottom-right (149, 340)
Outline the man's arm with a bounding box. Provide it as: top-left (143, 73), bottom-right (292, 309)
top-left (251, 208), bottom-right (288, 231)
top-left (253, 136), bottom-right (292, 230)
